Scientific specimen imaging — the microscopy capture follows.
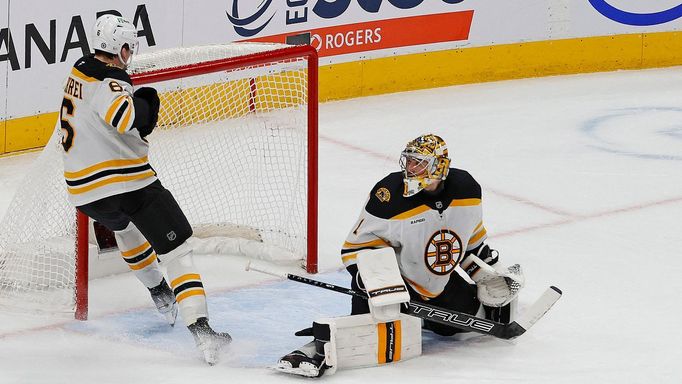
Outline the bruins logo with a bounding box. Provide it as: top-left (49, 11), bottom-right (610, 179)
top-left (424, 229), bottom-right (463, 275)
top-left (375, 187), bottom-right (391, 203)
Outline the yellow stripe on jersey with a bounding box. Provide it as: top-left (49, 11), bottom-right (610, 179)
top-left (341, 252), bottom-right (358, 264)
top-left (390, 199), bottom-right (481, 220)
top-left (449, 198), bottom-right (482, 207)
top-left (107, 95), bottom-right (134, 133)
top-left (64, 156), bottom-right (149, 179)
top-left (70, 68), bottom-right (97, 83)
top-left (390, 205), bottom-right (431, 220)
top-left (117, 97), bottom-right (134, 133)
top-left (403, 276), bottom-right (438, 299)
top-left (105, 95), bottom-right (126, 125)
top-left (473, 221), bottom-right (483, 233)
top-left (342, 238), bottom-right (390, 249)
top-left (67, 171), bottom-right (156, 195)
top-left (468, 226), bottom-right (487, 245)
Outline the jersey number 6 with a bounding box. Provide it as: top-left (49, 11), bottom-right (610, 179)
top-left (60, 97), bottom-right (75, 152)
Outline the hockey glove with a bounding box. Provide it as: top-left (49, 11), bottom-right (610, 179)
top-left (472, 262), bottom-right (525, 307)
top-left (132, 87), bottom-right (160, 137)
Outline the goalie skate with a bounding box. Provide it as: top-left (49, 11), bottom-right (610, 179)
top-left (148, 279), bottom-right (178, 326)
top-left (189, 318), bottom-right (232, 365)
top-left (275, 349), bottom-right (327, 378)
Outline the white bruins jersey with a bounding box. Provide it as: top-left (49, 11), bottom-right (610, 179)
top-left (342, 169), bottom-right (487, 300)
top-left (58, 55), bottom-right (157, 207)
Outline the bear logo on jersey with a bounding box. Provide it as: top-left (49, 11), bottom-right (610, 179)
top-left (375, 187), bottom-right (391, 203)
top-left (424, 229), bottom-right (463, 275)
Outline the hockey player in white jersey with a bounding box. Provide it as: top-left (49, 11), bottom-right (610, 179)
top-left (57, 14), bottom-right (230, 365)
top-left (277, 134), bottom-right (524, 376)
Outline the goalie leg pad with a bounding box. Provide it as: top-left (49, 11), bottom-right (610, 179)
top-left (322, 314), bottom-right (421, 374)
top-left (276, 314), bottom-right (421, 378)
top-left (114, 222), bottom-right (163, 288)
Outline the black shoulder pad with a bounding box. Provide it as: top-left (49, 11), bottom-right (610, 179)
top-left (442, 168), bottom-right (482, 199)
top-left (365, 172), bottom-right (424, 219)
top-left (73, 54), bottom-right (132, 85)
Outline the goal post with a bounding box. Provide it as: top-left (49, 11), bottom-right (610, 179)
top-left (1, 43), bottom-right (319, 321)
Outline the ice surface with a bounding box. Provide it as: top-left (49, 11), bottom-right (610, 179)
top-left (1, 66), bottom-right (681, 383)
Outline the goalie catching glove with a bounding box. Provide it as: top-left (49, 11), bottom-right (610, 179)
top-left (466, 245), bottom-right (525, 307)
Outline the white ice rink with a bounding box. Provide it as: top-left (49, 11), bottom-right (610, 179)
top-left (1, 66), bottom-right (682, 383)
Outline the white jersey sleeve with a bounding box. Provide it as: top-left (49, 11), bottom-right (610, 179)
top-left (91, 74), bottom-right (136, 134)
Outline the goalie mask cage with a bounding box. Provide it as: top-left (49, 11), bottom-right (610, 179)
top-left (0, 43), bottom-right (318, 320)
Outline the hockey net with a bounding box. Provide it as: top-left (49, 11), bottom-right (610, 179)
top-left (0, 43), bottom-right (318, 318)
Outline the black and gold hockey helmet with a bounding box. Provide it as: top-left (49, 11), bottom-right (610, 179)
top-left (399, 134), bottom-right (451, 197)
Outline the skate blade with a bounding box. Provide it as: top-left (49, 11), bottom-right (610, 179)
top-left (163, 304), bottom-right (178, 327)
top-left (273, 362), bottom-right (320, 377)
top-left (200, 334), bottom-right (232, 366)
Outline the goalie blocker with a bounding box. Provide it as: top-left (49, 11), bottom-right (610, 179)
top-left (276, 248), bottom-right (422, 377)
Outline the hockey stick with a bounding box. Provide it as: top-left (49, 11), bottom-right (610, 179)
top-left (246, 261), bottom-right (562, 339)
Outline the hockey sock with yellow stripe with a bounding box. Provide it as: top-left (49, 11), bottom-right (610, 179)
top-left (114, 223), bottom-right (163, 288)
top-left (162, 242), bottom-right (209, 327)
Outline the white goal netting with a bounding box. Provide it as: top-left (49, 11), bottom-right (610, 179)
top-left (0, 43), bottom-right (315, 315)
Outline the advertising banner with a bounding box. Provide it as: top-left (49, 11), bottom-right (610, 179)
top-left (246, 11), bottom-right (474, 58)
top-left (1, 0), bottom-right (681, 152)
top-left (182, 1), bottom-right (554, 63)
top-left (185, 0), bottom-right (486, 60)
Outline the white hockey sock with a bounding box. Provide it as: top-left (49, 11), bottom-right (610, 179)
top-left (162, 242), bottom-right (209, 327)
top-left (114, 223), bottom-right (163, 288)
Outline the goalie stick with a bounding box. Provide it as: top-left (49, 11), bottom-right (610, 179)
top-left (246, 261), bottom-right (562, 340)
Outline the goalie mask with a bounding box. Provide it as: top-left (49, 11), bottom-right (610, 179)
top-left (92, 15), bottom-right (139, 67)
top-left (399, 134), bottom-right (451, 197)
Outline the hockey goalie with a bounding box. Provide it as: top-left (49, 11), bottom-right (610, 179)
top-left (275, 134), bottom-right (526, 377)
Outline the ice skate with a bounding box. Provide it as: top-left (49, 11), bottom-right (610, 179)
top-left (276, 342), bottom-right (327, 377)
top-left (148, 279), bottom-right (178, 326)
top-left (188, 317), bottom-right (232, 365)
